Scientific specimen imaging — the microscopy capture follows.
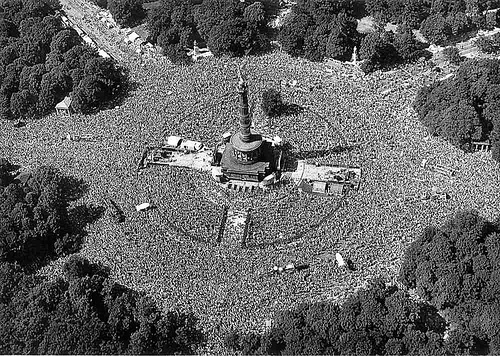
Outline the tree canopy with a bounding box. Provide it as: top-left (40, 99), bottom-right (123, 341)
top-left (278, 0), bottom-right (359, 62)
top-left (108, 0), bottom-right (146, 28)
top-left (0, 0), bottom-right (124, 120)
top-left (0, 255), bottom-right (204, 354)
top-left (147, 0), bottom-right (279, 62)
top-left (0, 161), bottom-right (95, 271)
top-left (261, 88), bottom-right (282, 117)
top-left (225, 279), bottom-right (460, 355)
top-left (413, 58), bottom-right (500, 158)
top-left (401, 210), bottom-right (500, 354)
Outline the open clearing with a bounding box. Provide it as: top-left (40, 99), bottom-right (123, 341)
top-left (2, 52), bottom-right (500, 352)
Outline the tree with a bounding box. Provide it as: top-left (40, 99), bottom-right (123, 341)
top-left (91, 0), bottom-right (108, 7)
top-left (0, 165), bottom-right (87, 270)
top-left (50, 29), bottom-right (81, 54)
top-left (278, 12), bottom-right (312, 57)
top-left (0, 158), bottom-right (15, 187)
top-left (325, 12), bottom-right (359, 61)
top-left (359, 31), bottom-right (398, 73)
top-left (0, 0), bottom-right (123, 120)
top-left (194, 0), bottom-right (276, 57)
top-left (0, 256), bottom-right (205, 355)
top-left (413, 58), bottom-right (500, 157)
top-left (476, 35), bottom-right (500, 54)
top-left (261, 88), bottom-right (282, 117)
top-left (420, 13), bottom-right (451, 45)
top-left (442, 46), bottom-right (463, 65)
top-left (393, 28), bottom-right (421, 61)
top-left (279, 0), bottom-right (358, 61)
top-left (72, 76), bottom-right (107, 114)
top-left (108, 0), bottom-right (146, 27)
top-left (10, 89), bottom-right (38, 120)
top-left (19, 64), bottom-right (47, 94)
top-left (399, 0), bottom-right (428, 29)
top-left (446, 11), bottom-right (472, 36)
top-left (400, 210), bottom-right (500, 349)
top-left (206, 18), bottom-right (247, 56)
top-left (365, 0), bottom-right (389, 23)
top-left (63, 45), bottom-right (98, 70)
top-left (227, 279), bottom-right (448, 355)
top-left (147, 0), bottom-right (198, 63)
top-left (38, 66), bottom-right (71, 115)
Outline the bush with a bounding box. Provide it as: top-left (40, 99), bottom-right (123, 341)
top-left (261, 88), bottom-right (282, 117)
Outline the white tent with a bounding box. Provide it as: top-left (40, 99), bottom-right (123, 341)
top-left (166, 136), bottom-right (183, 148)
top-left (55, 96), bottom-right (73, 115)
top-left (180, 140), bottom-right (203, 152)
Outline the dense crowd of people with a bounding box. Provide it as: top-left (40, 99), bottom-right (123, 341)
top-left (2, 50), bottom-right (500, 353)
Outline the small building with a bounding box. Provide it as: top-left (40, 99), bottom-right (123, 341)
top-left (55, 96), bottom-right (73, 115)
top-left (124, 32), bottom-right (140, 44)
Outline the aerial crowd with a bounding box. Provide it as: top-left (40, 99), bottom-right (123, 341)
top-left (3, 47), bottom-right (500, 353)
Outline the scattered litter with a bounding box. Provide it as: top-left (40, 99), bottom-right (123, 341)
top-left (136, 202), bottom-right (151, 212)
top-left (285, 263), bottom-right (295, 271)
top-left (381, 88), bottom-right (394, 96)
top-left (272, 263), bottom-right (309, 274)
top-left (335, 253), bottom-right (346, 267)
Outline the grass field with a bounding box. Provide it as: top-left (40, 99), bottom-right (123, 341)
top-left (2, 51), bottom-right (500, 352)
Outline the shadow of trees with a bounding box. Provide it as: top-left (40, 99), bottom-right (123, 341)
top-left (281, 102), bottom-right (304, 116)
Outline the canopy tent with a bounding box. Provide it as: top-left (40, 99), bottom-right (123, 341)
top-left (55, 96), bottom-right (73, 115)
